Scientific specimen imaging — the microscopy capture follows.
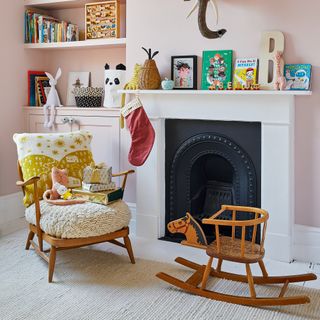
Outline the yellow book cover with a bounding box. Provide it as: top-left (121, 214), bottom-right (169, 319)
top-left (233, 58), bottom-right (258, 89)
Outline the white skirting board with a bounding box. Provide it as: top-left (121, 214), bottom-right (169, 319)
top-left (0, 192), bottom-right (25, 237)
top-left (294, 224), bottom-right (320, 263)
top-left (127, 202), bottom-right (136, 236)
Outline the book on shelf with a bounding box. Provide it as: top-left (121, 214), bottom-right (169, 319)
top-left (201, 50), bottom-right (233, 90)
top-left (28, 71), bottom-right (50, 107)
top-left (25, 10), bottom-right (79, 44)
top-left (233, 58), bottom-right (258, 89)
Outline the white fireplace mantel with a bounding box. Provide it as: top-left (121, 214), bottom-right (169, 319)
top-left (120, 89), bottom-right (312, 262)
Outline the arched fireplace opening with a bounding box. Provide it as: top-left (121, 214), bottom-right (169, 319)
top-left (164, 120), bottom-right (261, 244)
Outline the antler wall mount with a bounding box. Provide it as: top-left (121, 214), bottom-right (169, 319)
top-left (184, 0), bottom-right (227, 39)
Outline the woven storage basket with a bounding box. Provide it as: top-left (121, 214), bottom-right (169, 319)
top-left (74, 87), bottom-right (103, 108)
top-left (138, 60), bottom-right (161, 90)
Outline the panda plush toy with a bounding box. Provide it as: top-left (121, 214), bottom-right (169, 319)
top-left (103, 63), bottom-right (126, 108)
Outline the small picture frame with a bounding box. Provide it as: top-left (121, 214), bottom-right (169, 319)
top-left (66, 72), bottom-right (90, 106)
top-left (171, 55), bottom-right (197, 90)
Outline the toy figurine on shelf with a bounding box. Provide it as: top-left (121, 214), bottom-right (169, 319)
top-left (274, 51), bottom-right (286, 90)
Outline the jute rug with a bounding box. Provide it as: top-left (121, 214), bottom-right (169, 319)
top-left (1, 230), bottom-right (319, 320)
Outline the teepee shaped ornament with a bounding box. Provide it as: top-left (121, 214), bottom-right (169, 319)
top-left (138, 48), bottom-right (161, 90)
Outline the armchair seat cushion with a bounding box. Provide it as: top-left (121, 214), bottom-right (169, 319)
top-left (25, 200), bottom-right (131, 239)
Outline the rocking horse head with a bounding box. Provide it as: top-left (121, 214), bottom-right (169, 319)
top-left (167, 213), bottom-right (208, 247)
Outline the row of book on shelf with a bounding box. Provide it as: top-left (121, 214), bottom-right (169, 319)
top-left (25, 10), bottom-right (79, 44)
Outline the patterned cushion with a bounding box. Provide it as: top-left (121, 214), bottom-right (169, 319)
top-left (13, 131), bottom-right (94, 207)
top-left (25, 200), bottom-right (131, 239)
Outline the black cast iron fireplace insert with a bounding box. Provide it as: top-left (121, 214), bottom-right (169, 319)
top-left (163, 119), bottom-right (261, 244)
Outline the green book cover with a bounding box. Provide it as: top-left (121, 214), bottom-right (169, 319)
top-left (201, 50), bottom-right (233, 90)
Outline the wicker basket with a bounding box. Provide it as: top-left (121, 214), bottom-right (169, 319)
top-left (74, 87), bottom-right (103, 108)
top-left (138, 59), bottom-right (161, 90)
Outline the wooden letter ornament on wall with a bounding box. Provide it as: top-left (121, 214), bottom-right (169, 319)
top-left (258, 31), bottom-right (285, 90)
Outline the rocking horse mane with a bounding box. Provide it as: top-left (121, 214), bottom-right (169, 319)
top-left (186, 213), bottom-right (208, 246)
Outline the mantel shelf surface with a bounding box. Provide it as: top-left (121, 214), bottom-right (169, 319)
top-left (119, 89), bottom-right (312, 96)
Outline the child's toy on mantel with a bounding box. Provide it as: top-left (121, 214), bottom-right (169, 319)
top-left (138, 47), bottom-right (161, 90)
top-left (121, 63), bottom-right (142, 128)
top-left (274, 51), bottom-right (286, 90)
top-left (43, 68), bottom-right (62, 128)
top-left (103, 63), bottom-right (126, 108)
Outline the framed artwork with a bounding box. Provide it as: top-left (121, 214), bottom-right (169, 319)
top-left (201, 50), bottom-right (233, 90)
top-left (171, 55), bottom-right (197, 90)
top-left (66, 72), bottom-right (90, 106)
top-left (85, 1), bottom-right (120, 40)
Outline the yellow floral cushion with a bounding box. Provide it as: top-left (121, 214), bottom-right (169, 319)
top-left (13, 131), bottom-right (94, 207)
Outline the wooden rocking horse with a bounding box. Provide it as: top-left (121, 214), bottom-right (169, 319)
top-left (157, 205), bottom-right (317, 306)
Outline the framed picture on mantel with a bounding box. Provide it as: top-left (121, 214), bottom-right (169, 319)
top-left (171, 55), bottom-right (197, 90)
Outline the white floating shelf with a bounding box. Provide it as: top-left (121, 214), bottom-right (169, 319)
top-left (24, 38), bottom-right (126, 50)
top-left (119, 89), bottom-right (312, 96)
top-left (25, 0), bottom-right (126, 10)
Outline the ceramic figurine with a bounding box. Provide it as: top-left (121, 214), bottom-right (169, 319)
top-left (161, 78), bottom-right (174, 90)
top-left (104, 63), bottom-right (126, 108)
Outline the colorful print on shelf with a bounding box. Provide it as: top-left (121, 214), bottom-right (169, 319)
top-left (201, 50), bottom-right (233, 90)
top-left (284, 64), bottom-right (312, 91)
top-left (171, 56), bottom-right (197, 90)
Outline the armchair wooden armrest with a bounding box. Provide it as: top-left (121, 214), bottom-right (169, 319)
top-left (112, 170), bottom-right (135, 191)
top-left (16, 176), bottom-right (40, 188)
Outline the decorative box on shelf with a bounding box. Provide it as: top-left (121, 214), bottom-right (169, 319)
top-left (85, 1), bottom-right (120, 40)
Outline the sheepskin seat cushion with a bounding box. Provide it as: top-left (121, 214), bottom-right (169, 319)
top-left (25, 200), bottom-right (131, 239)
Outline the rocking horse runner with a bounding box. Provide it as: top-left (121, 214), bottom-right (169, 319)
top-left (157, 205), bottom-right (317, 307)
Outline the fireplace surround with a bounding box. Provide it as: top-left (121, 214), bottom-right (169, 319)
top-left (121, 89), bottom-right (312, 262)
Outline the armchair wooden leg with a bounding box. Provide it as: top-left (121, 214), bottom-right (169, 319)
top-left (123, 236), bottom-right (135, 264)
top-left (25, 231), bottom-right (35, 250)
top-left (48, 246), bottom-right (57, 283)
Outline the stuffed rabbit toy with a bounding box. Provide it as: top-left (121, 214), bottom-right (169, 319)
top-left (43, 68), bottom-right (63, 128)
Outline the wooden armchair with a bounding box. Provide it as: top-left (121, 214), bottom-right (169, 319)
top-left (17, 162), bottom-right (135, 283)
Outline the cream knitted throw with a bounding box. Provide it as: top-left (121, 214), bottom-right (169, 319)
top-left (25, 200), bottom-right (131, 238)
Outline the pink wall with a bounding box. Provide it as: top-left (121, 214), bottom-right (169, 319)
top-left (0, 0), bottom-right (46, 196)
top-left (126, 0), bottom-right (320, 227)
top-left (1, 0), bottom-right (319, 227)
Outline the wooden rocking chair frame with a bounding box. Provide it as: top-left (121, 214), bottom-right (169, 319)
top-left (157, 205), bottom-right (317, 306)
top-left (17, 162), bottom-right (135, 283)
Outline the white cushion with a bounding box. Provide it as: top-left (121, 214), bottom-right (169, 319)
top-left (25, 200), bottom-right (131, 239)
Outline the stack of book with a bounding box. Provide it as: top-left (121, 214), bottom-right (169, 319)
top-left (25, 10), bottom-right (79, 44)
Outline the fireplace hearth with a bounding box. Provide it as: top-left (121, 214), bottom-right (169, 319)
top-left (163, 120), bottom-right (261, 243)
